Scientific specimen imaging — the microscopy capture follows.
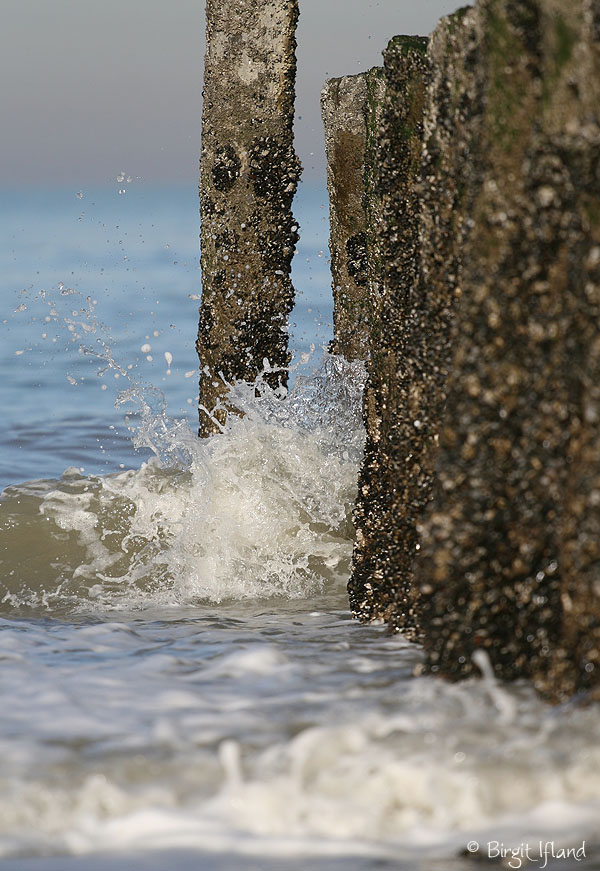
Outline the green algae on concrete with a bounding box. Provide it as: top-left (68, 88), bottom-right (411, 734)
top-left (196, 0), bottom-right (301, 436)
top-left (321, 69), bottom-right (385, 361)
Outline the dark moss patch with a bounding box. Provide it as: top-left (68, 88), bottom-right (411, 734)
top-left (249, 135), bottom-right (301, 204)
top-left (212, 269), bottom-right (226, 288)
top-left (446, 5), bottom-right (473, 33)
top-left (554, 14), bottom-right (576, 72)
top-left (201, 196), bottom-right (216, 217)
top-left (345, 233), bottom-right (369, 286)
top-left (214, 228), bottom-right (239, 251)
top-left (506, 0), bottom-right (542, 45)
top-left (211, 144), bottom-right (241, 192)
top-left (386, 35), bottom-right (429, 57)
top-left (582, 195), bottom-right (600, 229)
top-left (330, 131), bottom-right (366, 216)
top-left (485, 0), bottom-right (539, 153)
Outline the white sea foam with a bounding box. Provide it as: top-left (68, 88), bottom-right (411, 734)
top-left (1, 355), bottom-right (365, 612)
top-left (0, 614), bottom-right (598, 865)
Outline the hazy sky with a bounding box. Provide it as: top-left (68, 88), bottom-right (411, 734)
top-left (1, 0), bottom-right (465, 187)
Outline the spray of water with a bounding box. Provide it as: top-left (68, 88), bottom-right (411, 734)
top-left (1, 340), bottom-right (366, 613)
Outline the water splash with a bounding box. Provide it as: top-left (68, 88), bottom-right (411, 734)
top-left (0, 355), bottom-right (366, 614)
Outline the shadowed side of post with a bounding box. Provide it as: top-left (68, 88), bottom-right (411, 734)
top-left (321, 70), bottom-right (384, 361)
top-left (196, 0), bottom-right (301, 436)
top-left (343, 36), bottom-right (430, 632)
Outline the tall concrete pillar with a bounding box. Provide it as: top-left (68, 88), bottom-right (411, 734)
top-left (196, 0), bottom-right (301, 436)
top-left (344, 35), bottom-right (430, 632)
top-left (321, 69), bottom-right (385, 361)
top-left (413, 0), bottom-right (600, 701)
top-left (549, 0), bottom-right (600, 702)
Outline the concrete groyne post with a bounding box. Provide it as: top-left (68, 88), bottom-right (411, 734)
top-left (343, 36), bottom-right (430, 632)
top-left (549, 0), bottom-right (600, 701)
top-left (196, 0), bottom-right (301, 436)
top-left (337, 0), bottom-right (599, 701)
top-left (412, 0), bottom-right (600, 700)
top-left (321, 70), bottom-right (385, 361)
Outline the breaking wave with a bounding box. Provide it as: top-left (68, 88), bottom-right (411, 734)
top-left (0, 356), bottom-right (366, 615)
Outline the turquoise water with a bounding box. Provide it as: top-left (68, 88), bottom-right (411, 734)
top-left (1, 183), bottom-right (599, 870)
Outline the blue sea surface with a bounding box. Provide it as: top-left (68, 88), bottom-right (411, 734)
top-left (0, 182), bottom-right (333, 486)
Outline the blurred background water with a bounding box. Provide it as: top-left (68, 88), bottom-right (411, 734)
top-left (0, 182), bottom-right (333, 486)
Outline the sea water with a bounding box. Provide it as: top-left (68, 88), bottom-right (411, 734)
top-left (1, 184), bottom-right (599, 871)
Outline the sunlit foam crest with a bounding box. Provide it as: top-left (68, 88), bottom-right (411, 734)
top-left (168, 359), bottom-right (366, 604)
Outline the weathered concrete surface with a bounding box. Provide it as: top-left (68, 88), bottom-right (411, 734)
top-left (347, 35), bottom-right (430, 633)
top-left (411, 0), bottom-right (600, 701)
top-left (196, 0), bottom-right (301, 435)
top-left (343, 0), bottom-right (600, 701)
top-left (547, 0), bottom-right (600, 701)
top-left (322, 69), bottom-right (385, 360)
